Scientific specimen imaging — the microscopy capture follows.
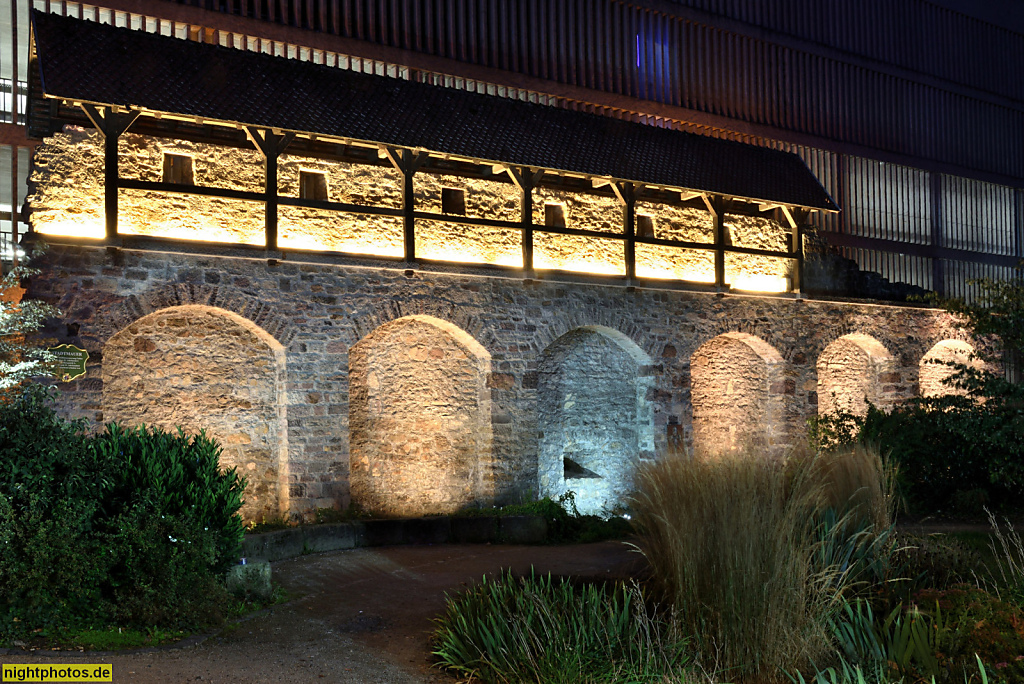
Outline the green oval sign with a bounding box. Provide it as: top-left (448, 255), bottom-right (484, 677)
top-left (48, 344), bottom-right (89, 382)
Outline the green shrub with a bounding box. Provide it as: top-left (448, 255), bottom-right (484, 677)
top-left (89, 423), bottom-right (245, 575)
top-left (892, 534), bottom-right (983, 592)
top-left (432, 570), bottom-right (691, 684)
top-left (812, 401), bottom-right (1024, 513)
top-left (0, 390), bottom-right (245, 638)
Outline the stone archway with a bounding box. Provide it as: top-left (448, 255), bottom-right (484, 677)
top-left (817, 333), bottom-right (894, 417)
top-left (920, 339), bottom-right (978, 398)
top-left (690, 332), bottom-right (787, 455)
top-left (102, 304), bottom-right (288, 523)
top-left (537, 326), bottom-right (655, 516)
top-left (348, 315), bottom-right (493, 516)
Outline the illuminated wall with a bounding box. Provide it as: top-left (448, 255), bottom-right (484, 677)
top-left (536, 326), bottom-right (654, 515)
top-left (817, 333), bottom-right (895, 417)
top-left (348, 315), bottom-right (493, 516)
top-left (690, 332), bottom-right (787, 454)
top-left (919, 339), bottom-right (978, 397)
top-left (101, 305), bottom-right (288, 523)
top-left (29, 130), bottom-right (794, 292)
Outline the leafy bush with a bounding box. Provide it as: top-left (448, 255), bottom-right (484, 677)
top-left (893, 534), bottom-right (983, 591)
top-left (432, 570), bottom-right (691, 684)
top-left (0, 388), bottom-right (245, 638)
top-left (811, 401), bottom-right (1024, 513)
top-left (630, 443), bottom-right (891, 681)
top-left (913, 585), bottom-right (1024, 683)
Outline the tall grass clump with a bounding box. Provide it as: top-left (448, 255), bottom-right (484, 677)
top-left (432, 570), bottom-right (693, 684)
top-left (631, 442), bottom-right (893, 682)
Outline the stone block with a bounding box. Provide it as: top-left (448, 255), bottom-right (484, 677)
top-left (242, 528), bottom-right (305, 563)
top-left (499, 515), bottom-right (548, 544)
top-left (301, 522), bottom-right (361, 554)
top-left (361, 519), bottom-right (407, 546)
top-left (225, 560), bottom-right (273, 600)
top-left (404, 516), bottom-right (452, 545)
top-left (451, 516), bottom-right (499, 543)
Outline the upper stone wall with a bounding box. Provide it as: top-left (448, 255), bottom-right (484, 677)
top-left (29, 128), bottom-right (795, 291)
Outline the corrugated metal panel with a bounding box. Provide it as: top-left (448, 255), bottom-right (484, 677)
top-left (838, 246), bottom-right (933, 292)
top-left (144, 0), bottom-right (1024, 178)
top-left (943, 260), bottom-right (1022, 304)
top-left (844, 157), bottom-right (931, 245)
top-left (941, 176), bottom-right (1016, 256)
top-left (11, 0), bottom-right (1024, 299)
top-left (662, 0), bottom-right (1024, 105)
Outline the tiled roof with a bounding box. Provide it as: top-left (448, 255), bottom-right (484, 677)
top-left (32, 10), bottom-right (837, 211)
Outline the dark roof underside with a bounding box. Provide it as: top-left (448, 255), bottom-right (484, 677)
top-left (32, 10), bottom-right (837, 211)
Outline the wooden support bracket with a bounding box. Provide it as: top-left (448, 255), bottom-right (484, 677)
top-left (245, 127), bottom-right (295, 251)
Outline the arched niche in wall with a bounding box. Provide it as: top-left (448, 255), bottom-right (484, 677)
top-left (817, 333), bottom-right (894, 417)
top-left (348, 315), bottom-right (493, 516)
top-left (920, 340), bottom-right (978, 398)
top-left (102, 304), bottom-right (289, 523)
top-left (537, 326), bottom-right (654, 516)
top-left (690, 332), bottom-right (787, 455)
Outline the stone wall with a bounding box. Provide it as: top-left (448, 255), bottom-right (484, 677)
top-left (102, 304), bottom-right (288, 521)
top-left (536, 327), bottom-right (654, 515)
top-left (690, 332), bottom-right (788, 454)
top-left (919, 339), bottom-right (979, 398)
top-left (817, 333), bottom-right (898, 417)
top-left (27, 240), bottom-right (968, 521)
top-left (348, 315), bottom-right (493, 516)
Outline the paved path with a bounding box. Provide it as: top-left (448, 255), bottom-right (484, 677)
top-left (2, 541), bottom-right (643, 683)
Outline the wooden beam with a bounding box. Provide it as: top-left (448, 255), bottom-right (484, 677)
top-left (506, 166), bottom-right (543, 277)
top-left (246, 127), bottom-right (294, 251)
top-left (382, 148), bottom-right (429, 262)
top-left (705, 195), bottom-right (727, 290)
top-left (790, 208), bottom-right (809, 295)
top-left (79, 105), bottom-right (140, 242)
top-left (615, 182), bottom-right (637, 283)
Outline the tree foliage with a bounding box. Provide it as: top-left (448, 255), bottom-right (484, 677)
top-left (0, 248), bottom-right (60, 397)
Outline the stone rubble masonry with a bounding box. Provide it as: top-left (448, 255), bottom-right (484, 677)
top-left (537, 327), bottom-right (655, 516)
top-left (28, 240), bottom-right (965, 521)
top-left (30, 128), bottom-right (792, 286)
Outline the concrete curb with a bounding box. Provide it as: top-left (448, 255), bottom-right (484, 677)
top-left (241, 514), bottom-right (549, 562)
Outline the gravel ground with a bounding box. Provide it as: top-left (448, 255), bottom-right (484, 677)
top-left (1, 541), bottom-right (642, 683)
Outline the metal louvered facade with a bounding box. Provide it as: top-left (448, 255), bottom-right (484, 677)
top-left (4, 0), bottom-right (1024, 300)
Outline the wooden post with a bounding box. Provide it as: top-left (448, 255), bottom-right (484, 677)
top-left (781, 206), bottom-right (808, 296)
top-left (384, 148), bottom-right (428, 263)
top-left (613, 182), bottom-right (637, 283)
top-left (506, 166), bottom-right (544, 278)
top-left (703, 195), bottom-right (727, 291)
top-left (246, 127), bottom-right (295, 252)
top-left (81, 105), bottom-right (140, 243)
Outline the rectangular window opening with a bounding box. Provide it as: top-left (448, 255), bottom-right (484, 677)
top-left (299, 170), bottom-right (329, 201)
top-left (637, 214), bottom-right (655, 238)
top-left (545, 203), bottom-right (566, 228)
top-left (162, 153), bottom-right (194, 185)
top-left (441, 187), bottom-right (466, 215)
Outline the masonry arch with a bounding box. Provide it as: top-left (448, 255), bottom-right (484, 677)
top-left (102, 304), bottom-right (289, 523)
top-left (537, 326), bottom-right (655, 516)
top-left (817, 333), bottom-right (894, 417)
top-left (690, 332), bottom-right (787, 455)
top-left (348, 314), bottom-right (493, 516)
top-left (920, 339), bottom-right (979, 398)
